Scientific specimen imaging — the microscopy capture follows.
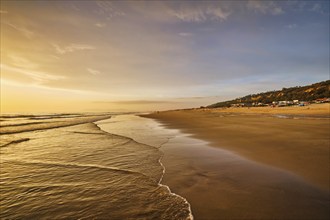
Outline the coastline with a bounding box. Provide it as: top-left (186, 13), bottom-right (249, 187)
top-left (3, 112), bottom-right (328, 219)
top-left (144, 103), bottom-right (330, 191)
top-left (96, 116), bottom-right (194, 219)
top-left (98, 114), bottom-right (330, 219)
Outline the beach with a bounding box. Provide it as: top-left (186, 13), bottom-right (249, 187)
top-left (145, 103), bottom-right (330, 190)
top-left (100, 113), bottom-right (329, 219)
top-left (140, 103), bottom-right (330, 219)
top-left (1, 109), bottom-right (329, 219)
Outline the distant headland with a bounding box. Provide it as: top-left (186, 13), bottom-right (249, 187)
top-left (208, 80), bottom-right (330, 108)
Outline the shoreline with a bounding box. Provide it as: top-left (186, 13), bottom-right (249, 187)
top-left (144, 103), bottom-right (330, 191)
top-left (100, 114), bottom-right (330, 219)
top-left (96, 116), bottom-right (194, 219)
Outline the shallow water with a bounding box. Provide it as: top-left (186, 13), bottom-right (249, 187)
top-left (0, 114), bottom-right (192, 219)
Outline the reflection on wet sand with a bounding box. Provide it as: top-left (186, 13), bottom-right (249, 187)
top-left (99, 115), bottom-right (329, 220)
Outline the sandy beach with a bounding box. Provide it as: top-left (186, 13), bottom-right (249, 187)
top-left (104, 113), bottom-right (330, 219)
top-left (145, 103), bottom-right (330, 191)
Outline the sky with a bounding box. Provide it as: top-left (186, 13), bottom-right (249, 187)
top-left (1, 0), bottom-right (329, 113)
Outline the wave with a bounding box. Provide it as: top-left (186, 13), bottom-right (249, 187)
top-left (28, 114), bottom-right (91, 120)
top-left (94, 122), bottom-right (194, 220)
top-left (0, 114), bottom-right (37, 119)
top-left (2, 159), bottom-right (158, 184)
top-left (157, 152), bottom-right (194, 220)
top-left (0, 113), bottom-right (83, 119)
top-left (0, 138), bottom-right (30, 148)
top-left (1, 122), bottom-right (47, 128)
top-left (1, 115), bottom-right (193, 219)
top-left (0, 115), bottom-right (111, 134)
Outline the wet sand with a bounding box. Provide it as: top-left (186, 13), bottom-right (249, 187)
top-left (161, 135), bottom-right (329, 219)
top-left (100, 114), bottom-right (329, 220)
top-left (144, 103), bottom-right (330, 191)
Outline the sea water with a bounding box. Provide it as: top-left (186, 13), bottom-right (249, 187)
top-left (0, 113), bottom-right (192, 219)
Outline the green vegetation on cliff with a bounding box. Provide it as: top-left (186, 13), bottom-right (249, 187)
top-left (208, 80), bottom-right (330, 108)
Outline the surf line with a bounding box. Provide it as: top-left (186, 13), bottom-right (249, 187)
top-left (94, 120), bottom-right (194, 220)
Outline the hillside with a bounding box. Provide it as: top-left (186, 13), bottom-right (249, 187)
top-left (208, 80), bottom-right (330, 108)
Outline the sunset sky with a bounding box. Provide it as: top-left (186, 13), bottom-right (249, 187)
top-left (1, 1), bottom-right (329, 113)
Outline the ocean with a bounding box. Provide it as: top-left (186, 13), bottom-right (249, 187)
top-left (0, 113), bottom-right (192, 219)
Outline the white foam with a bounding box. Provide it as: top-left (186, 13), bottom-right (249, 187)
top-left (95, 120), bottom-right (194, 220)
top-left (158, 153), bottom-right (194, 220)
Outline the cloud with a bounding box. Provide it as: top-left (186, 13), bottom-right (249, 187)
top-left (247, 0), bottom-right (284, 15)
top-left (8, 55), bottom-right (39, 69)
top-left (3, 22), bottom-right (34, 38)
top-left (179, 32), bottom-right (193, 37)
top-left (1, 78), bottom-right (91, 96)
top-left (0, 10), bottom-right (8, 14)
top-left (174, 96), bottom-right (220, 100)
top-left (69, 3), bottom-right (81, 12)
top-left (50, 55), bottom-right (61, 60)
top-left (309, 2), bottom-right (328, 15)
top-left (95, 22), bottom-right (106, 28)
top-left (207, 6), bottom-right (232, 20)
top-left (168, 4), bottom-right (231, 22)
top-left (94, 1), bottom-right (125, 19)
top-left (284, 1), bottom-right (328, 15)
top-left (95, 100), bottom-right (178, 105)
top-left (87, 68), bottom-right (100, 75)
top-left (311, 3), bottom-right (322, 12)
top-left (1, 64), bottom-right (66, 83)
top-left (272, 7), bottom-right (284, 15)
top-left (285, 24), bottom-right (297, 29)
top-left (52, 43), bottom-right (95, 54)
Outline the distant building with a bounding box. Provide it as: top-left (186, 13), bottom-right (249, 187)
top-left (278, 101), bottom-right (287, 107)
top-left (315, 98), bottom-right (330, 103)
top-left (231, 103), bottom-right (245, 107)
